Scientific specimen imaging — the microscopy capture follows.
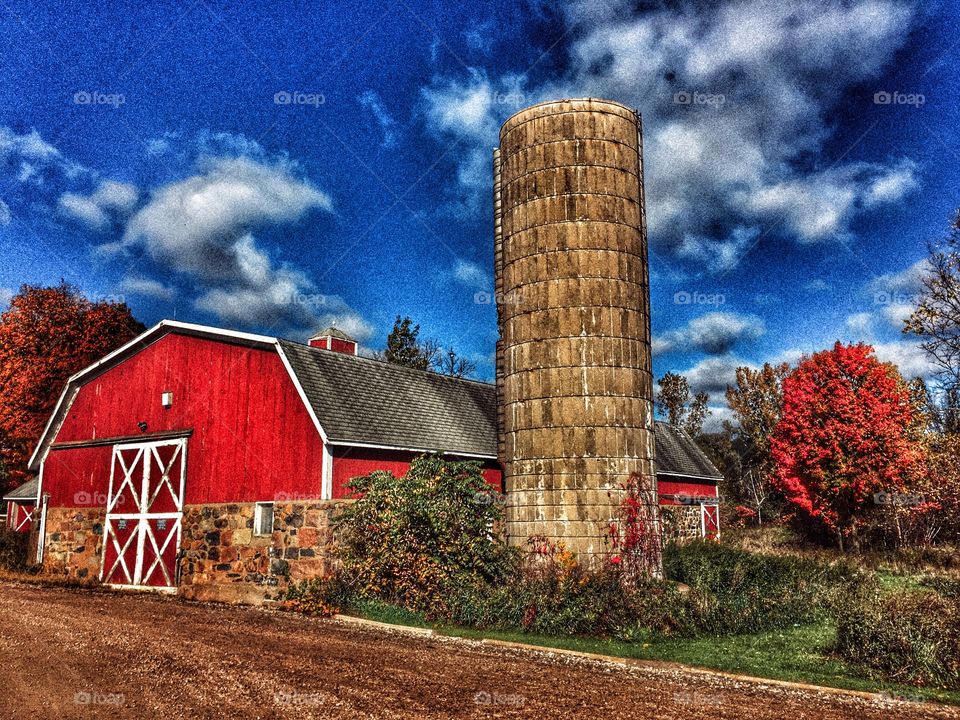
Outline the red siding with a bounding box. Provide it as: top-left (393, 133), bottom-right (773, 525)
top-left (5, 501), bottom-right (34, 532)
top-left (331, 446), bottom-right (503, 499)
top-left (309, 337), bottom-right (357, 354)
top-left (657, 477), bottom-right (719, 506)
top-left (43, 333), bottom-right (325, 507)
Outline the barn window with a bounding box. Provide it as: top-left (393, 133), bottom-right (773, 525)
top-left (254, 502), bottom-right (274, 536)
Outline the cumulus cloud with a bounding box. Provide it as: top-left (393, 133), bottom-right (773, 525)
top-left (358, 91), bottom-right (398, 149)
top-left (59, 180), bottom-right (138, 231)
top-left (0, 126), bottom-right (87, 187)
top-left (655, 311), bottom-right (765, 355)
top-left (0, 198), bottom-right (9, 225)
top-left (683, 354), bottom-right (754, 396)
top-left (421, 0), bottom-right (919, 270)
top-left (119, 275), bottom-right (176, 301)
top-left (452, 258), bottom-right (488, 287)
top-left (422, 70), bottom-right (527, 193)
top-left (872, 339), bottom-right (936, 380)
top-left (845, 312), bottom-right (875, 336)
top-left (116, 156), bottom-right (331, 279)
top-left (105, 151), bottom-right (371, 336)
top-left (0, 287), bottom-right (12, 306)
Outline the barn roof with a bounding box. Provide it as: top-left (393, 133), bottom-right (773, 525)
top-left (3, 477), bottom-right (39, 503)
top-left (279, 339), bottom-right (497, 456)
top-left (27, 320), bottom-right (723, 483)
top-left (654, 423), bottom-right (723, 480)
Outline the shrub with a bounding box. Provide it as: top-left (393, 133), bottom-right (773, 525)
top-left (279, 575), bottom-right (350, 617)
top-left (334, 453), bottom-right (515, 613)
top-left (441, 537), bottom-right (690, 638)
top-left (664, 540), bottom-right (855, 634)
top-left (834, 586), bottom-right (960, 688)
top-left (0, 530), bottom-right (30, 571)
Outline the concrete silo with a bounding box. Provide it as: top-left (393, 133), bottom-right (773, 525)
top-left (494, 98), bottom-right (659, 567)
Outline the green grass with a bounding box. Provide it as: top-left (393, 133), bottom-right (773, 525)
top-left (345, 602), bottom-right (960, 706)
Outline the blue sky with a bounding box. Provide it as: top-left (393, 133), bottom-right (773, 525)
top-left (0, 0), bottom-right (957, 426)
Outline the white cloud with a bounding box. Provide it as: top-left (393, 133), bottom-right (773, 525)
top-left (421, 0), bottom-right (919, 270)
top-left (683, 354), bottom-right (755, 396)
top-left (452, 258), bottom-right (487, 287)
top-left (118, 156), bottom-right (331, 279)
top-left (59, 180), bottom-right (139, 231)
top-left (804, 279), bottom-right (831, 292)
top-left (845, 312), bottom-right (875, 336)
top-left (872, 339), bottom-right (936, 380)
top-left (109, 150), bottom-right (371, 336)
top-left (358, 91), bottom-right (398, 149)
top-left (0, 199), bottom-right (9, 225)
top-left (0, 287), bottom-right (12, 306)
top-left (655, 311), bottom-right (765, 356)
top-left (119, 275), bottom-right (176, 301)
top-left (742, 162), bottom-right (918, 243)
top-left (0, 126), bottom-right (88, 187)
top-left (0, 127), bottom-right (61, 162)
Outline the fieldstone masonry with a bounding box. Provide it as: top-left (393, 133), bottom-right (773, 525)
top-left (39, 500), bottom-right (348, 603)
top-left (495, 99), bottom-right (661, 567)
top-left (41, 506), bottom-right (105, 580)
top-left (660, 506), bottom-right (703, 541)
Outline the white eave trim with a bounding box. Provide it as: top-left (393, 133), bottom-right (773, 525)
top-left (28, 319), bottom-right (281, 471)
top-left (656, 471), bottom-right (723, 483)
top-left (275, 342), bottom-right (329, 445)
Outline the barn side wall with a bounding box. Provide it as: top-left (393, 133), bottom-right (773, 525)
top-left (331, 446), bottom-right (503, 499)
top-left (45, 333), bottom-right (326, 506)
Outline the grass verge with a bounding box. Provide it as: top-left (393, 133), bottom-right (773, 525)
top-left (347, 602), bottom-right (960, 706)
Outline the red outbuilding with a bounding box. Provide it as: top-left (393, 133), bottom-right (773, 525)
top-left (3, 477), bottom-right (38, 533)
top-left (26, 320), bottom-right (721, 601)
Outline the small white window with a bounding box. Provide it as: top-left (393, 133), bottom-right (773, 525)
top-left (254, 502), bottom-right (274, 536)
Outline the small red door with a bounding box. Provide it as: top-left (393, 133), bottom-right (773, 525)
top-left (101, 439), bottom-right (186, 589)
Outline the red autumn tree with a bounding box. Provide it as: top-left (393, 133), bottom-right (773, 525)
top-left (0, 283), bottom-right (144, 492)
top-left (770, 342), bottom-right (922, 550)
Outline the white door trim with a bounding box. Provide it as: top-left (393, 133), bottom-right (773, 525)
top-left (100, 438), bottom-right (187, 590)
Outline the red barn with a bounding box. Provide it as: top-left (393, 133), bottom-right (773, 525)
top-left (27, 320), bottom-right (721, 602)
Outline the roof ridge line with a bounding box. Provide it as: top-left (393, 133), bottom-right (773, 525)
top-left (278, 338), bottom-right (494, 388)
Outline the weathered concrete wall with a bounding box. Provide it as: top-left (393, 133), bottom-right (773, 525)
top-left (496, 99), bottom-right (660, 566)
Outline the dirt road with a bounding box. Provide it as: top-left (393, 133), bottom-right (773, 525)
top-left (0, 582), bottom-right (955, 719)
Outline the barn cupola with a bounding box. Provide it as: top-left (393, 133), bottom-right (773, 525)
top-left (308, 326), bottom-right (358, 355)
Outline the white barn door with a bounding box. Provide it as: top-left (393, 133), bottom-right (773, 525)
top-left (100, 438), bottom-right (187, 590)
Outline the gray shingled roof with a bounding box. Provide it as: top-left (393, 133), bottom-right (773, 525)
top-left (280, 340), bottom-right (498, 456)
top-left (280, 339), bottom-right (721, 481)
top-left (3, 477), bottom-right (38, 502)
top-left (654, 422), bottom-right (723, 479)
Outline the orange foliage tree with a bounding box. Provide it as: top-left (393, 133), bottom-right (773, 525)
top-left (0, 283), bottom-right (144, 492)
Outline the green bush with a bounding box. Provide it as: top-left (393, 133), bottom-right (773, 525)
top-left (279, 574), bottom-right (351, 617)
top-left (0, 530), bottom-right (30, 571)
top-left (334, 453), bottom-right (516, 613)
top-left (835, 586), bottom-right (960, 688)
top-left (664, 540), bottom-right (855, 634)
top-left (440, 539), bottom-right (689, 638)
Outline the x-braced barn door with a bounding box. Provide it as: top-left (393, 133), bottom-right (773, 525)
top-left (100, 438), bottom-right (187, 589)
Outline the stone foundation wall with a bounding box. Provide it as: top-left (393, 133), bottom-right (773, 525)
top-left (40, 506), bottom-right (105, 580)
top-left (36, 500), bottom-right (348, 603)
top-left (660, 505), bottom-right (703, 541)
top-left (178, 500), bottom-right (347, 604)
